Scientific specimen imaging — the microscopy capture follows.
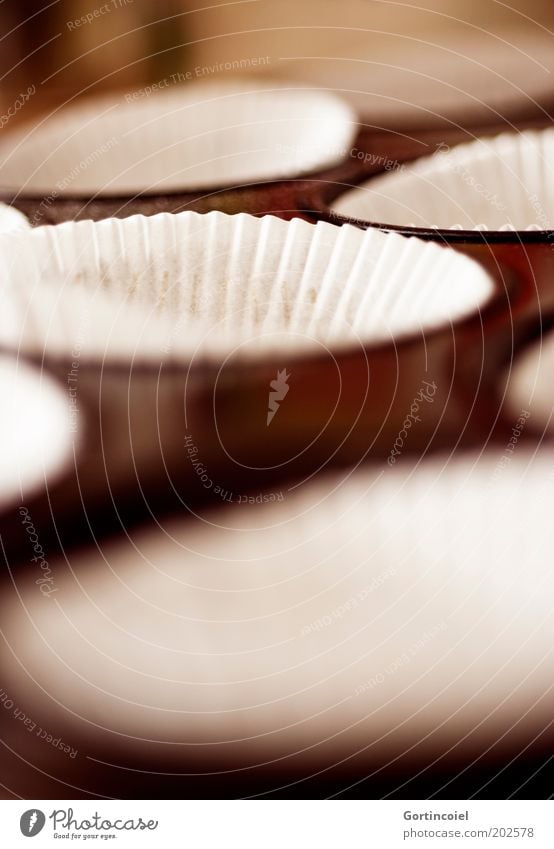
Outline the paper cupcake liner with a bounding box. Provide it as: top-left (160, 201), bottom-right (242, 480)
top-left (331, 128), bottom-right (554, 232)
top-left (0, 210), bottom-right (494, 365)
top-left (0, 355), bottom-right (72, 509)
top-left (0, 202), bottom-right (28, 232)
top-left (505, 330), bottom-right (554, 432)
top-left (1, 448), bottom-right (551, 757)
top-left (0, 81), bottom-right (356, 196)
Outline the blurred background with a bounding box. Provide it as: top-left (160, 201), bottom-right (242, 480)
top-left (2, 0), bottom-right (554, 128)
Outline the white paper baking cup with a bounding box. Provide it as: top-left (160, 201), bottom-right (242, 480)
top-left (0, 356), bottom-right (72, 509)
top-left (331, 128), bottom-right (554, 231)
top-left (0, 202), bottom-right (28, 232)
top-left (505, 331), bottom-right (554, 432)
top-left (1, 448), bottom-right (551, 758)
top-left (0, 210), bottom-right (494, 364)
top-left (0, 81), bottom-right (356, 196)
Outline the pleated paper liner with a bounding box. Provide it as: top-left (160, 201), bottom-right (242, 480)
top-left (0, 81), bottom-right (356, 202)
top-left (1, 448), bottom-right (551, 775)
top-left (0, 210), bottom-right (494, 365)
top-left (0, 210), bottom-right (497, 532)
top-left (505, 329), bottom-right (554, 433)
top-left (0, 356), bottom-right (73, 510)
top-left (329, 127), bottom-right (554, 237)
top-left (0, 202), bottom-right (28, 232)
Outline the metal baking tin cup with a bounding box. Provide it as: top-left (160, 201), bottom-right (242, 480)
top-left (0, 210), bottom-right (494, 365)
top-left (0, 81), bottom-right (357, 197)
top-left (330, 128), bottom-right (554, 236)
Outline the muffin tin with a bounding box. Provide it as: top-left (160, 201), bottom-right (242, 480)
top-left (0, 86), bottom-right (552, 799)
top-left (1, 113), bottom-right (550, 550)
